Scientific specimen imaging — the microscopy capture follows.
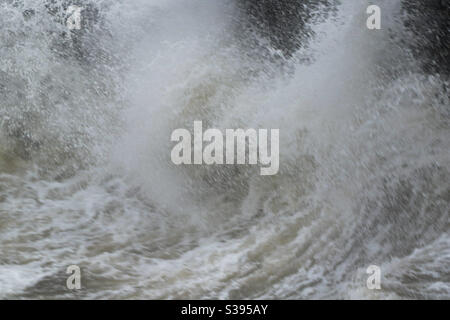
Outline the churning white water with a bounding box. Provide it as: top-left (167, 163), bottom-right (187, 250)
top-left (0, 0), bottom-right (448, 299)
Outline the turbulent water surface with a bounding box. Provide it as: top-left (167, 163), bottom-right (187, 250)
top-left (0, 0), bottom-right (449, 299)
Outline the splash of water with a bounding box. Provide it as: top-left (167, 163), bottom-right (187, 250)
top-left (0, 0), bottom-right (448, 299)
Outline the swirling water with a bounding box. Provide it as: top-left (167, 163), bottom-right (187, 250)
top-left (0, 0), bottom-right (448, 299)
